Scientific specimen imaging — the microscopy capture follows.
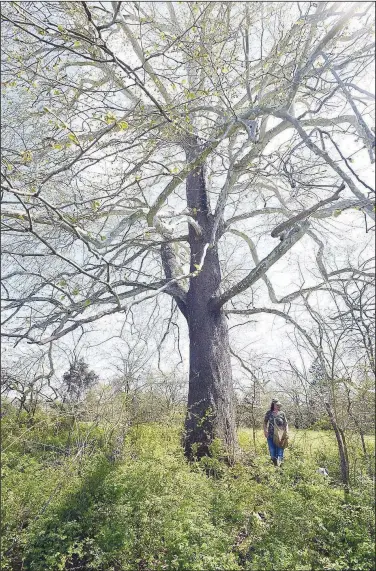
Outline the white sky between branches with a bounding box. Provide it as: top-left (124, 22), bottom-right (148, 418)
top-left (1, 2), bottom-right (375, 395)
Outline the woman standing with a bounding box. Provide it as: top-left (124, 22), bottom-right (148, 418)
top-left (263, 399), bottom-right (288, 466)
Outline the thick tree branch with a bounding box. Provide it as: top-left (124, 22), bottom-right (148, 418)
top-left (215, 220), bottom-right (310, 309)
top-left (161, 243), bottom-right (188, 317)
top-left (270, 183), bottom-right (344, 238)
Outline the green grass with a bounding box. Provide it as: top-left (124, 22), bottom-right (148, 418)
top-left (1, 411), bottom-right (375, 571)
top-left (238, 428), bottom-right (375, 456)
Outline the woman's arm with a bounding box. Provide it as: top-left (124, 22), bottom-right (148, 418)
top-left (263, 413), bottom-right (269, 437)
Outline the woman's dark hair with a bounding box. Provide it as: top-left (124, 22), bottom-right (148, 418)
top-left (270, 399), bottom-right (278, 411)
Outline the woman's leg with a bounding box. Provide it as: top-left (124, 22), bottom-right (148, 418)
top-left (276, 446), bottom-right (284, 465)
top-left (267, 437), bottom-right (277, 463)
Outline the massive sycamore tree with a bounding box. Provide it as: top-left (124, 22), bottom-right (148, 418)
top-left (1, 1), bottom-right (375, 459)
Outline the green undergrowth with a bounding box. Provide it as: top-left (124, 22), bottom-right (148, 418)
top-left (1, 410), bottom-right (375, 571)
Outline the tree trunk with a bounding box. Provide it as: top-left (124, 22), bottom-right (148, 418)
top-left (250, 401), bottom-right (257, 451)
top-left (184, 295), bottom-right (237, 461)
top-left (359, 428), bottom-right (367, 457)
top-left (325, 402), bottom-right (350, 493)
top-left (181, 139), bottom-right (237, 462)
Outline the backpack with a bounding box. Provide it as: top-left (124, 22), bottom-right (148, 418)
top-left (273, 416), bottom-right (289, 449)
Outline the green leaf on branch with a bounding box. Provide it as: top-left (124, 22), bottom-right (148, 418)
top-left (68, 133), bottom-right (79, 145)
top-left (21, 150), bottom-right (32, 163)
top-left (118, 121), bottom-right (129, 130)
top-left (104, 112), bottom-right (117, 124)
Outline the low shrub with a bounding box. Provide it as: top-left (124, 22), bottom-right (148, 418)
top-left (1, 410), bottom-right (374, 571)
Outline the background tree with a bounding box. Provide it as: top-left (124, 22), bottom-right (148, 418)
top-left (1, 1), bottom-right (375, 459)
top-left (250, 257), bottom-right (375, 490)
top-left (1, 347), bottom-right (58, 419)
top-left (61, 357), bottom-right (99, 403)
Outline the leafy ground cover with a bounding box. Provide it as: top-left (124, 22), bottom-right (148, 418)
top-left (1, 408), bottom-right (375, 571)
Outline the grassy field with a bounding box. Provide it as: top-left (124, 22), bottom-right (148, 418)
top-left (238, 428), bottom-right (375, 456)
top-left (238, 428), bottom-right (375, 482)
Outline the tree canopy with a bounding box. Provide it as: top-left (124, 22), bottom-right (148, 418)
top-left (1, 1), bottom-right (375, 457)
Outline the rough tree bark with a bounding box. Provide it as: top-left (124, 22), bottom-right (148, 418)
top-left (173, 139), bottom-right (238, 461)
top-left (185, 300), bottom-right (237, 461)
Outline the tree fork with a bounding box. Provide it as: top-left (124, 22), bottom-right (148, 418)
top-left (182, 141), bottom-right (237, 462)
